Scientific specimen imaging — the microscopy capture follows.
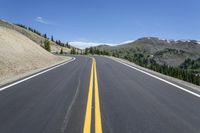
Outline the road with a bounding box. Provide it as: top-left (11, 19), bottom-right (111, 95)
top-left (0, 56), bottom-right (200, 133)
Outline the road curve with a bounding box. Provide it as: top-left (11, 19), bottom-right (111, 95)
top-left (0, 56), bottom-right (92, 133)
top-left (0, 56), bottom-right (199, 133)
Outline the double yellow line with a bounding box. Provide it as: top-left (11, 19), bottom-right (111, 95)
top-left (83, 58), bottom-right (103, 133)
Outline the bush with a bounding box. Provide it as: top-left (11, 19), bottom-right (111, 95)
top-left (60, 48), bottom-right (63, 54)
top-left (44, 39), bottom-right (51, 52)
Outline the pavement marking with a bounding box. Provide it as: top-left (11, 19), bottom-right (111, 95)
top-left (0, 58), bottom-right (76, 92)
top-left (94, 59), bottom-right (103, 133)
top-left (83, 58), bottom-right (103, 133)
top-left (83, 60), bottom-right (94, 133)
top-left (114, 58), bottom-right (200, 98)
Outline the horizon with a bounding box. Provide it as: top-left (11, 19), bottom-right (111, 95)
top-left (1, 0), bottom-right (200, 48)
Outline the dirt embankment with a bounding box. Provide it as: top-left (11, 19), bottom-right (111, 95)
top-left (0, 27), bottom-right (64, 84)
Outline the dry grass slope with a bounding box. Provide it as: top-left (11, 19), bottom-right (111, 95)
top-left (0, 27), bottom-right (63, 83)
top-left (0, 19), bottom-right (70, 53)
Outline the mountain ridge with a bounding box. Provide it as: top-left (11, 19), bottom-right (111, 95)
top-left (94, 37), bottom-right (200, 66)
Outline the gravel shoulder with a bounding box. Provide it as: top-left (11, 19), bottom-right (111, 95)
top-left (0, 56), bottom-right (72, 87)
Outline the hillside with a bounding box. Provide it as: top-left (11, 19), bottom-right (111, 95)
top-left (90, 37), bottom-right (200, 85)
top-left (0, 19), bottom-right (71, 53)
top-left (97, 37), bottom-right (200, 67)
top-left (0, 26), bottom-right (63, 83)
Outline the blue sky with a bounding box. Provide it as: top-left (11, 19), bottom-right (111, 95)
top-left (1, 0), bottom-right (200, 48)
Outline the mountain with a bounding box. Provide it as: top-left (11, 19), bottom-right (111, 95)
top-left (96, 37), bottom-right (200, 67)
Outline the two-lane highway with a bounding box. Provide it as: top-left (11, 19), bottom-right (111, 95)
top-left (0, 56), bottom-right (200, 133)
top-left (0, 56), bottom-right (92, 133)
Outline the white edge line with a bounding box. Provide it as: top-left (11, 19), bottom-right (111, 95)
top-left (113, 58), bottom-right (200, 98)
top-left (0, 57), bottom-right (76, 91)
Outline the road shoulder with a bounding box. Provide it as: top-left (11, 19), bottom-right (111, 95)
top-left (0, 55), bottom-right (73, 87)
top-left (107, 56), bottom-right (200, 94)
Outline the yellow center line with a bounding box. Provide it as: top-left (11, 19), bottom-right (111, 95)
top-left (83, 58), bottom-right (103, 133)
top-left (83, 60), bottom-right (94, 133)
top-left (94, 59), bottom-right (103, 133)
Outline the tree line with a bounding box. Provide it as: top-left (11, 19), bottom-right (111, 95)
top-left (113, 52), bottom-right (200, 85)
top-left (84, 47), bottom-right (110, 55)
top-left (180, 58), bottom-right (200, 70)
top-left (15, 23), bottom-right (71, 48)
top-left (15, 24), bottom-right (42, 36)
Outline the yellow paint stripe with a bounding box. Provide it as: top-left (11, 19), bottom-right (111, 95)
top-left (94, 59), bottom-right (103, 133)
top-left (83, 58), bottom-right (103, 133)
top-left (83, 60), bottom-right (94, 133)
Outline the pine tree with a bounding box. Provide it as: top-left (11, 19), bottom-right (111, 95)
top-left (44, 39), bottom-right (51, 52)
top-left (71, 48), bottom-right (76, 54)
top-left (43, 34), bottom-right (47, 38)
top-left (51, 36), bottom-right (54, 42)
top-left (60, 48), bottom-right (63, 54)
top-left (66, 42), bottom-right (70, 48)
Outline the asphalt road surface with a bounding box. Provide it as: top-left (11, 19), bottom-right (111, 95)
top-left (0, 56), bottom-right (200, 133)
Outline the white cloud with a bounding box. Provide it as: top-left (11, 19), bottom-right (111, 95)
top-left (69, 40), bottom-right (135, 49)
top-left (35, 17), bottom-right (53, 25)
top-left (120, 40), bottom-right (135, 44)
top-left (69, 41), bottom-right (116, 49)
